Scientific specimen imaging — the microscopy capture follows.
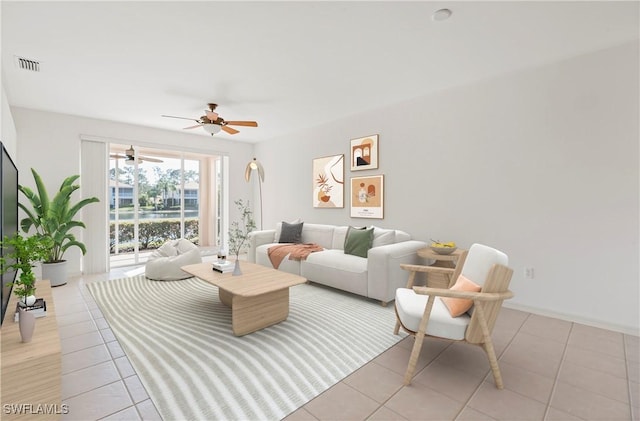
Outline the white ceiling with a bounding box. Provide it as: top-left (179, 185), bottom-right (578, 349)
top-left (2, 1), bottom-right (638, 143)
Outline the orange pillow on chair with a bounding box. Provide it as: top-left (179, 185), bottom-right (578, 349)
top-left (441, 275), bottom-right (481, 317)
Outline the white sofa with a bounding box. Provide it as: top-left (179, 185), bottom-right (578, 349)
top-left (248, 223), bottom-right (427, 305)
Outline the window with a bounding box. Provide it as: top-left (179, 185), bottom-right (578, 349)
top-left (109, 144), bottom-right (223, 267)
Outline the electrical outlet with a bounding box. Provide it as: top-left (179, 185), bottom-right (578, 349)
top-left (524, 267), bottom-right (535, 279)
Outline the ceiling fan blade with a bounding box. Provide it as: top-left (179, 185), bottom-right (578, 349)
top-left (140, 156), bottom-right (163, 163)
top-left (162, 114), bottom-right (199, 122)
top-left (224, 121), bottom-right (258, 127)
top-left (110, 154), bottom-right (127, 159)
top-left (183, 124), bottom-right (203, 130)
top-left (205, 111), bottom-right (219, 121)
top-left (221, 125), bottom-right (239, 135)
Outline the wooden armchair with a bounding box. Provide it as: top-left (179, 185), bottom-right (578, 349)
top-left (394, 243), bottom-right (514, 388)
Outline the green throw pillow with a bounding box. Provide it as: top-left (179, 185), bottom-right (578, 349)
top-left (344, 226), bottom-right (374, 258)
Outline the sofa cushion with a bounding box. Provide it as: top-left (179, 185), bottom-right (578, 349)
top-left (304, 249), bottom-right (367, 273)
top-left (371, 226), bottom-right (396, 248)
top-left (279, 221), bottom-right (304, 243)
top-left (256, 243), bottom-right (302, 275)
top-left (395, 230), bottom-right (411, 243)
top-left (344, 226), bottom-right (374, 258)
top-left (301, 250), bottom-right (368, 297)
top-left (331, 226), bottom-right (349, 250)
top-left (395, 288), bottom-right (470, 340)
top-left (300, 224), bottom-right (335, 249)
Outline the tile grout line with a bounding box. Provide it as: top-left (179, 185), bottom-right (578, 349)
top-left (81, 275), bottom-right (159, 420)
top-left (450, 312), bottom-right (533, 420)
top-left (541, 321), bottom-right (574, 420)
top-left (623, 334), bottom-right (637, 421)
top-left (363, 337), bottom-right (455, 420)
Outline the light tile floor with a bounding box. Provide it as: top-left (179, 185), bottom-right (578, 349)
top-left (54, 263), bottom-right (639, 421)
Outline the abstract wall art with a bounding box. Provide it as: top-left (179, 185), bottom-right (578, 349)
top-left (313, 154), bottom-right (344, 208)
top-left (350, 174), bottom-right (384, 218)
top-left (350, 134), bottom-right (379, 171)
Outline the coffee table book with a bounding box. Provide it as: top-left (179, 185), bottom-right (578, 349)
top-left (212, 261), bottom-right (234, 273)
top-left (14, 298), bottom-right (47, 322)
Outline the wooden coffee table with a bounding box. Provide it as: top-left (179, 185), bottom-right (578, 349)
top-left (181, 261), bottom-right (306, 336)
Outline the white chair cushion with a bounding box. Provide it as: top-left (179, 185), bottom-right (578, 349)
top-left (462, 243), bottom-right (508, 287)
top-left (176, 238), bottom-right (198, 254)
top-left (145, 240), bottom-right (202, 281)
top-left (156, 240), bottom-right (179, 257)
top-left (395, 288), bottom-right (470, 340)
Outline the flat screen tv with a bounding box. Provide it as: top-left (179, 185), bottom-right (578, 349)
top-left (0, 142), bottom-right (18, 325)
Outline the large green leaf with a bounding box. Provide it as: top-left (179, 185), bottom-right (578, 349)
top-left (31, 168), bottom-right (51, 219)
top-left (18, 168), bottom-right (99, 262)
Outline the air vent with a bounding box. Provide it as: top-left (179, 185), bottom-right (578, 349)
top-left (14, 56), bottom-right (41, 72)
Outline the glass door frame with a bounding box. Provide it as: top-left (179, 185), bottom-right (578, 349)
top-left (108, 142), bottom-right (227, 269)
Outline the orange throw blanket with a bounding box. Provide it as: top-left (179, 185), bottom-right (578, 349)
top-left (268, 243), bottom-right (324, 269)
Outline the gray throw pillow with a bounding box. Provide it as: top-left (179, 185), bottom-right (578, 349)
top-left (279, 221), bottom-right (304, 243)
top-left (344, 226), bottom-right (374, 258)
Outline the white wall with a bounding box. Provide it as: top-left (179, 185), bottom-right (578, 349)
top-left (11, 108), bottom-right (254, 277)
top-left (1, 89), bottom-right (17, 157)
top-left (255, 42), bottom-right (639, 334)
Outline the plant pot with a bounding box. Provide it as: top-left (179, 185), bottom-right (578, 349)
top-left (18, 295), bottom-right (37, 307)
top-left (42, 261), bottom-right (68, 287)
top-left (232, 260), bottom-right (242, 276)
top-left (18, 308), bottom-right (36, 343)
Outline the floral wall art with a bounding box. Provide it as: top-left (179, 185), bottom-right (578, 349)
top-left (350, 174), bottom-right (384, 218)
top-left (313, 154), bottom-right (344, 208)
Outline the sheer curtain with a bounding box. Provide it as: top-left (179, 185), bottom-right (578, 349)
top-left (80, 139), bottom-right (108, 273)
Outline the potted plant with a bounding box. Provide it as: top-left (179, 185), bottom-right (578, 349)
top-left (0, 233), bottom-right (51, 306)
top-left (18, 168), bottom-right (100, 286)
top-left (227, 199), bottom-right (256, 276)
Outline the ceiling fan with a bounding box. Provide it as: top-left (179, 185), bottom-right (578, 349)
top-left (110, 145), bottom-right (163, 164)
top-left (161, 103), bottom-right (258, 135)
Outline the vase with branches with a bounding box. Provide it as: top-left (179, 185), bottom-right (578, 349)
top-left (227, 199), bottom-right (256, 275)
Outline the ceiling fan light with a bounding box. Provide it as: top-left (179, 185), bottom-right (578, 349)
top-left (203, 123), bottom-right (221, 135)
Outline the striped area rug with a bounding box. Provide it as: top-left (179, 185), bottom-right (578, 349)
top-left (87, 275), bottom-right (403, 420)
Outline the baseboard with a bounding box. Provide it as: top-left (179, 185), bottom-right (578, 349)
top-left (503, 302), bottom-right (640, 337)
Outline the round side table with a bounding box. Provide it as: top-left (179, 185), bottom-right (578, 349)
top-left (417, 247), bottom-right (466, 288)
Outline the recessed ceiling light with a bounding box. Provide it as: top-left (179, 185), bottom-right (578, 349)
top-left (432, 8), bottom-right (452, 21)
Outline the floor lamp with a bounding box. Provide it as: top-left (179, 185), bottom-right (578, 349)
top-left (244, 158), bottom-right (265, 230)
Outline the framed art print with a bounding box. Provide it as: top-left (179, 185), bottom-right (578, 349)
top-left (313, 154), bottom-right (344, 208)
top-left (350, 134), bottom-right (379, 171)
top-left (350, 174), bottom-right (384, 218)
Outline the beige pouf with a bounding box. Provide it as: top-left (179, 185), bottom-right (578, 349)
top-left (145, 239), bottom-right (202, 281)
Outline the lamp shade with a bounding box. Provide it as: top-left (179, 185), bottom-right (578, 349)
top-left (202, 123), bottom-right (222, 135)
top-left (245, 158), bottom-right (265, 182)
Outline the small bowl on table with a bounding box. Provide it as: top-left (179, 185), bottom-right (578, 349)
top-left (429, 246), bottom-right (458, 255)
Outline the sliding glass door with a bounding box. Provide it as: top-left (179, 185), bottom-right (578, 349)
top-left (109, 144), bottom-right (223, 267)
